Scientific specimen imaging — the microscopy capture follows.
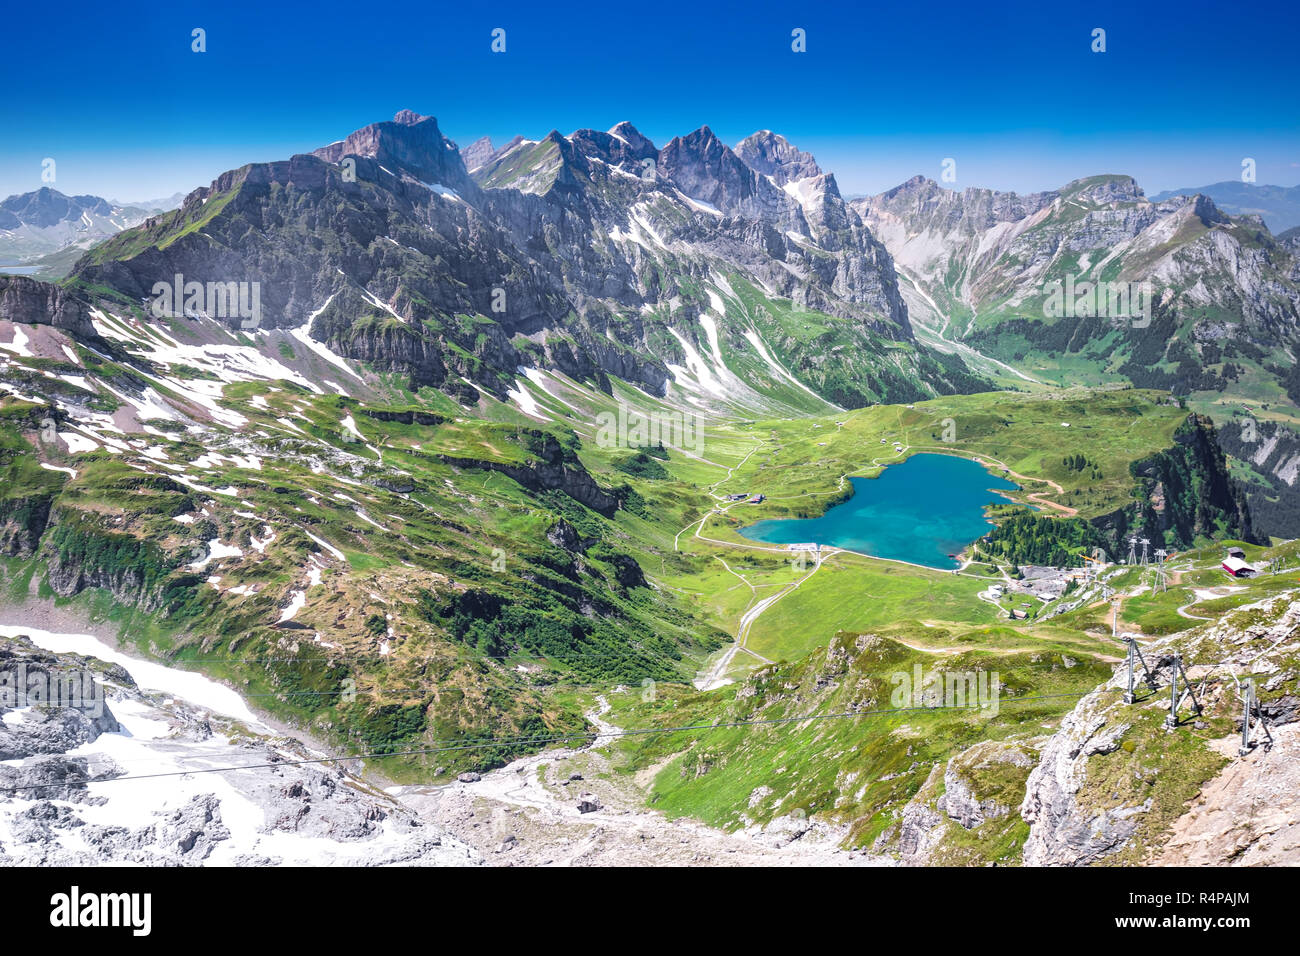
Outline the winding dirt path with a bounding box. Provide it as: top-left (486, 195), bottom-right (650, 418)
top-left (392, 696), bottom-right (876, 867)
top-left (675, 430), bottom-right (1080, 688)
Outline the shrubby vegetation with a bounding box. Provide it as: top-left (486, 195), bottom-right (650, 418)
top-left (985, 510), bottom-right (1108, 567)
top-left (613, 450), bottom-right (669, 480)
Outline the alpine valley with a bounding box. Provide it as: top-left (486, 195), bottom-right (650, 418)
top-left (2, 110), bottom-right (1299, 866)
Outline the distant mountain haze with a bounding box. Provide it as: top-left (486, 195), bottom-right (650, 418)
top-left (1150, 181), bottom-right (1300, 233)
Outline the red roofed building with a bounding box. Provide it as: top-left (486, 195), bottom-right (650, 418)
top-left (1222, 556), bottom-right (1256, 578)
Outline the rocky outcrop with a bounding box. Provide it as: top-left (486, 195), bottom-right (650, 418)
top-left (0, 641), bottom-right (124, 761)
top-left (1020, 592), bottom-right (1300, 866)
top-left (546, 518), bottom-right (586, 553)
top-left (0, 633), bottom-right (482, 867)
top-left (41, 516), bottom-right (187, 613)
top-left (1018, 689), bottom-right (1146, 866)
top-left (0, 492), bottom-right (54, 557)
top-left (889, 739), bottom-right (1035, 865)
top-left (357, 407), bottom-right (448, 427)
top-left (939, 741), bottom-right (1030, 829)
top-left (0, 275), bottom-right (98, 340)
top-left (606, 552), bottom-right (647, 590)
top-left (440, 436), bottom-right (621, 516)
top-left (735, 130), bottom-right (823, 186)
top-left (894, 763), bottom-right (948, 864)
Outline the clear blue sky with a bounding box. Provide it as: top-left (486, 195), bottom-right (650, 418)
top-left (2, 0), bottom-right (1297, 202)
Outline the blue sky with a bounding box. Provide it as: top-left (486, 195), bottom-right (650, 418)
top-left (2, 0), bottom-right (1296, 202)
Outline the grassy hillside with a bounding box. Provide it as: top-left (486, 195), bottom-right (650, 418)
top-left (0, 302), bottom-right (1266, 857)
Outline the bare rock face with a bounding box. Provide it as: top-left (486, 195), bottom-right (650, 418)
top-left (1021, 592), bottom-right (1300, 867)
top-left (0, 492), bottom-right (54, 559)
top-left (570, 124), bottom-right (658, 166)
top-left (156, 793), bottom-right (230, 859)
top-left (888, 739), bottom-right (1035, 865)
top-left (461, 136), bottom-right (498, 173)
top-left (734, 130), bottom-right (823, 186)
top-left (658, 126), bottom-right (788, 221)
top-left (311, 110), bottom-right (471, 189)
top-left (1018, 690), bottom-right (1146, 867)
top-left (0, 275), bottom-right (98, 339)
top-left (1151, 721), bottom-right (1300, 865)
top-left (607, 122), bottom-right (657, 158)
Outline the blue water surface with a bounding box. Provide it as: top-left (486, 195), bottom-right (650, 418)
top-left (739, 453), bottom-right (1020, 570)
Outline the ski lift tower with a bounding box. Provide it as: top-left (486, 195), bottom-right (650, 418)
top-left (1154, 548), bottom-right (1169, 592)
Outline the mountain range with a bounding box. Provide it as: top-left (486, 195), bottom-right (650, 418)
top-left (8, 115), bottom-right (1300, 433)
top-left (2, 108), bottom-right (1299, 867)
top-left (5, 112), bottom-right (1299, 529)
top-left (53, 110), bottom-right (988, 417)
top-left (858, 174), bottom-right (1300, 402)
top-left (0, 188), bottom-right (153, 266)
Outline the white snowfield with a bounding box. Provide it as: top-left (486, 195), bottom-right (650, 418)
top-left (0, 625), bottom-right (482, 866)
top-left (0, 624), bottom-right (263, 726)
top-left (0, 326), bottom-right (33, 357)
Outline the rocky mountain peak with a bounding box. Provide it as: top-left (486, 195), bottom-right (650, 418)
top-left (393, 109), bottom-right (430, 126)
top-left (0, 188), bottom-right (115, 228)
top-left (607, 121), bottom-right (656, 155)
top-left (569, 124), bottom-right (657, 168)
top-left (463, 135), bottom-right (526, 174)
top-left (462, 135), bottom-right (496, 171)
top-left (735, 130), bottom-right (823, 185)
top-left (1063, 174), bottom-right (1145, 206)
top-left (657, 126), bottom-right (783, 215)
top-left (312, 111), bottom-right (467, 186)
top-left (876, 174), bottom-right (943, 202)
top-left (1187, 192), bottom-right (1232, 228)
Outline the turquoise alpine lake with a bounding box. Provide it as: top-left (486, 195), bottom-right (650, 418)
top-left (739, 453), bottom-right (1021, 570)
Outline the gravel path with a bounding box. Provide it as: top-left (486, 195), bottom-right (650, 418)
top-left (391, 697), bottom-right (889, 867)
